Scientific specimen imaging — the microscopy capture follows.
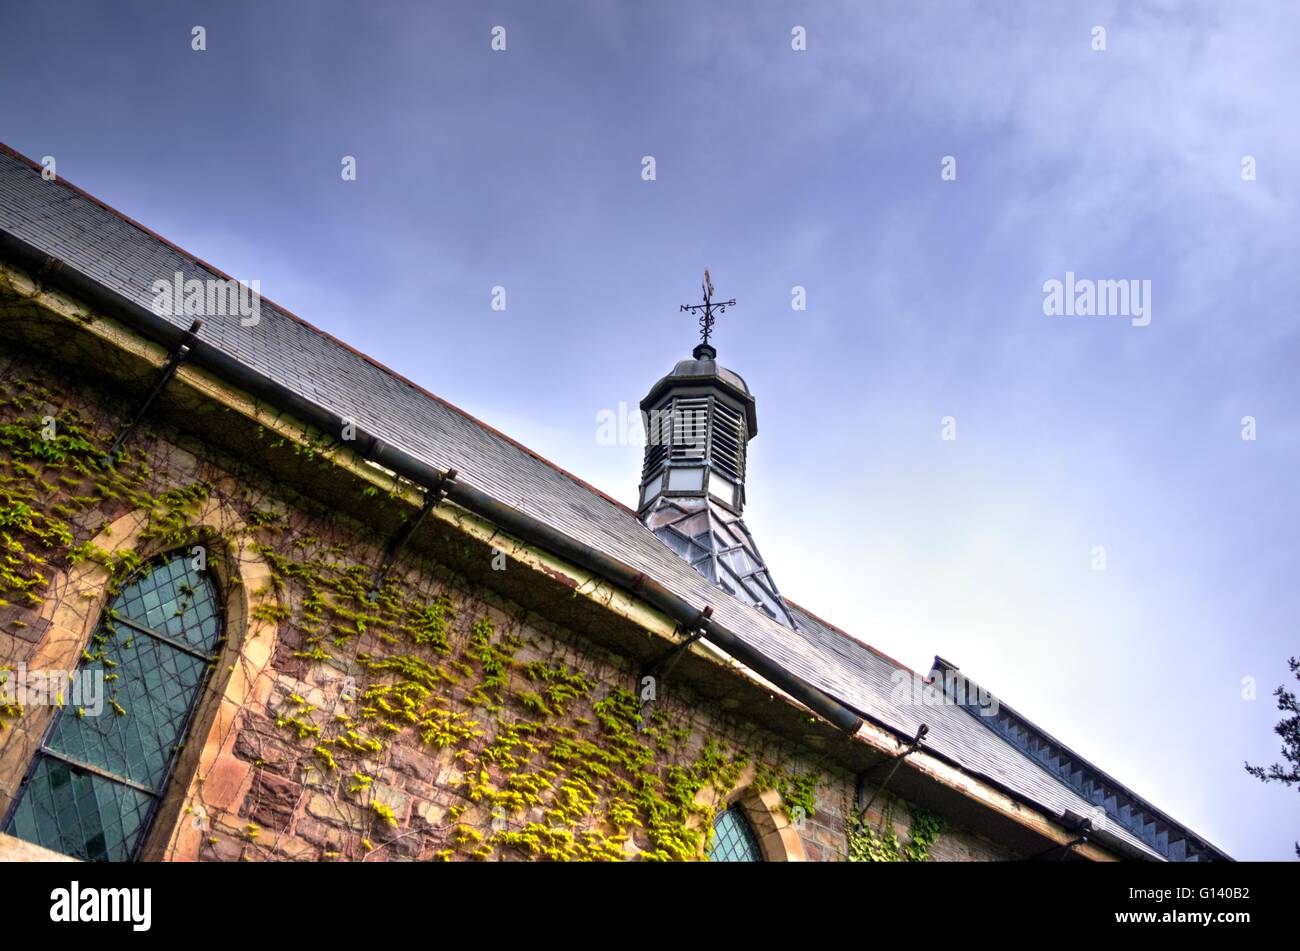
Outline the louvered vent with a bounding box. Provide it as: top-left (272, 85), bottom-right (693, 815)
top-left (670, 397), bottom-right (709, 462)
top-left (711, 400), bottom-right (746, 481)
top-left (641, 402), bottom-right (671, 482)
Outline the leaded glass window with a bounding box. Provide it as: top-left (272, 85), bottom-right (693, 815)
top-left (707, 805), bottom-right (763, 862)
top-left (2, 553), bottom-right (222, 861)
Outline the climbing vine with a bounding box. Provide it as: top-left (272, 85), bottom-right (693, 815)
top-left (0, 374), bottom-right (209, 613)
top-left (0, 373), bottom-right (221, 729)
top-left (254, 535), bottom-right (765, 861)
top-left (755, 760), bottom-right (819, 822)
top-left (0, 363), bottom-right (826, 860)
top-left (847, 801), bottom-right (943, 862)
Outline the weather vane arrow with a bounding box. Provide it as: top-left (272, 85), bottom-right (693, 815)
top-left (680, 269), bottom-right (736, 350)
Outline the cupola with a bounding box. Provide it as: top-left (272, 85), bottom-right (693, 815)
top-left (636, 274), bottom-right (797, 629)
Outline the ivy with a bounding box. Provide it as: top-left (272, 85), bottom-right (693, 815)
top-left (754, 761), bottom-right (819, 822)
top-left (0, 368), bottom-right (826, 862)
top-left (847, 802), bottom-right (943, 862)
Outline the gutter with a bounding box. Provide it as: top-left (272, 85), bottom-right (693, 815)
top-left (0, 229), bottom-right (865, 735)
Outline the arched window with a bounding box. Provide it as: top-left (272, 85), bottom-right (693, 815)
top-left (707, 804), bottom-right (764, 862)
top-left (2, 553), bottom-right (222, 861)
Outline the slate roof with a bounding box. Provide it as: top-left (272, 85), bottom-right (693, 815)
top-left (0, 144), bottom-right (1228, 861)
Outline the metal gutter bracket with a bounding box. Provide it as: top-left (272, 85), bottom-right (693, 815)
top-left (101, 318), bottom-right (203, 468)
top-left (637, 605), bottom-right (713, 728)
top-left (1026, 810), bottom-right (1094, 861)
top-left (856, 723), bottom-right (929, 822)
top-left (366, 467), bottom-right (457, 601)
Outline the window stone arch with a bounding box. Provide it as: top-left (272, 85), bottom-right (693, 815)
top-left (0, 495), bottom-right (281, 861)
top-left (3, 549), bottom-right (223, 859)
top-left (698, 764), bottom-right (809, 862)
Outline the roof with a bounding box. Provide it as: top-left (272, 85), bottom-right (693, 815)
top-left (0, 143), bottom-right (1229, 860)
top-left (641, 350), bottom-right (757, 435)
top-left (666, 354), bottom-right (751, 396)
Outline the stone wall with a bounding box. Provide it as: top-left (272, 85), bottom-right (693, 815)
top-left (0, 340), bottom-right (1017, 862)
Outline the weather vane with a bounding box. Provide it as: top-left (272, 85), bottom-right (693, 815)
top-left (680, 269), bottom-right (736, 349)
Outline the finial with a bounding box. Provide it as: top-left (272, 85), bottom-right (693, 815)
top-left (680, 269), bottom-right (736, 350)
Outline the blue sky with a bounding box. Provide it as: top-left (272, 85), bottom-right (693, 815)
top-left (3, 1), bottom-right (1298, 859)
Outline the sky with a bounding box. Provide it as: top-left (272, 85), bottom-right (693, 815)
top-left (2, 1), bottom-right (1297, 860)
